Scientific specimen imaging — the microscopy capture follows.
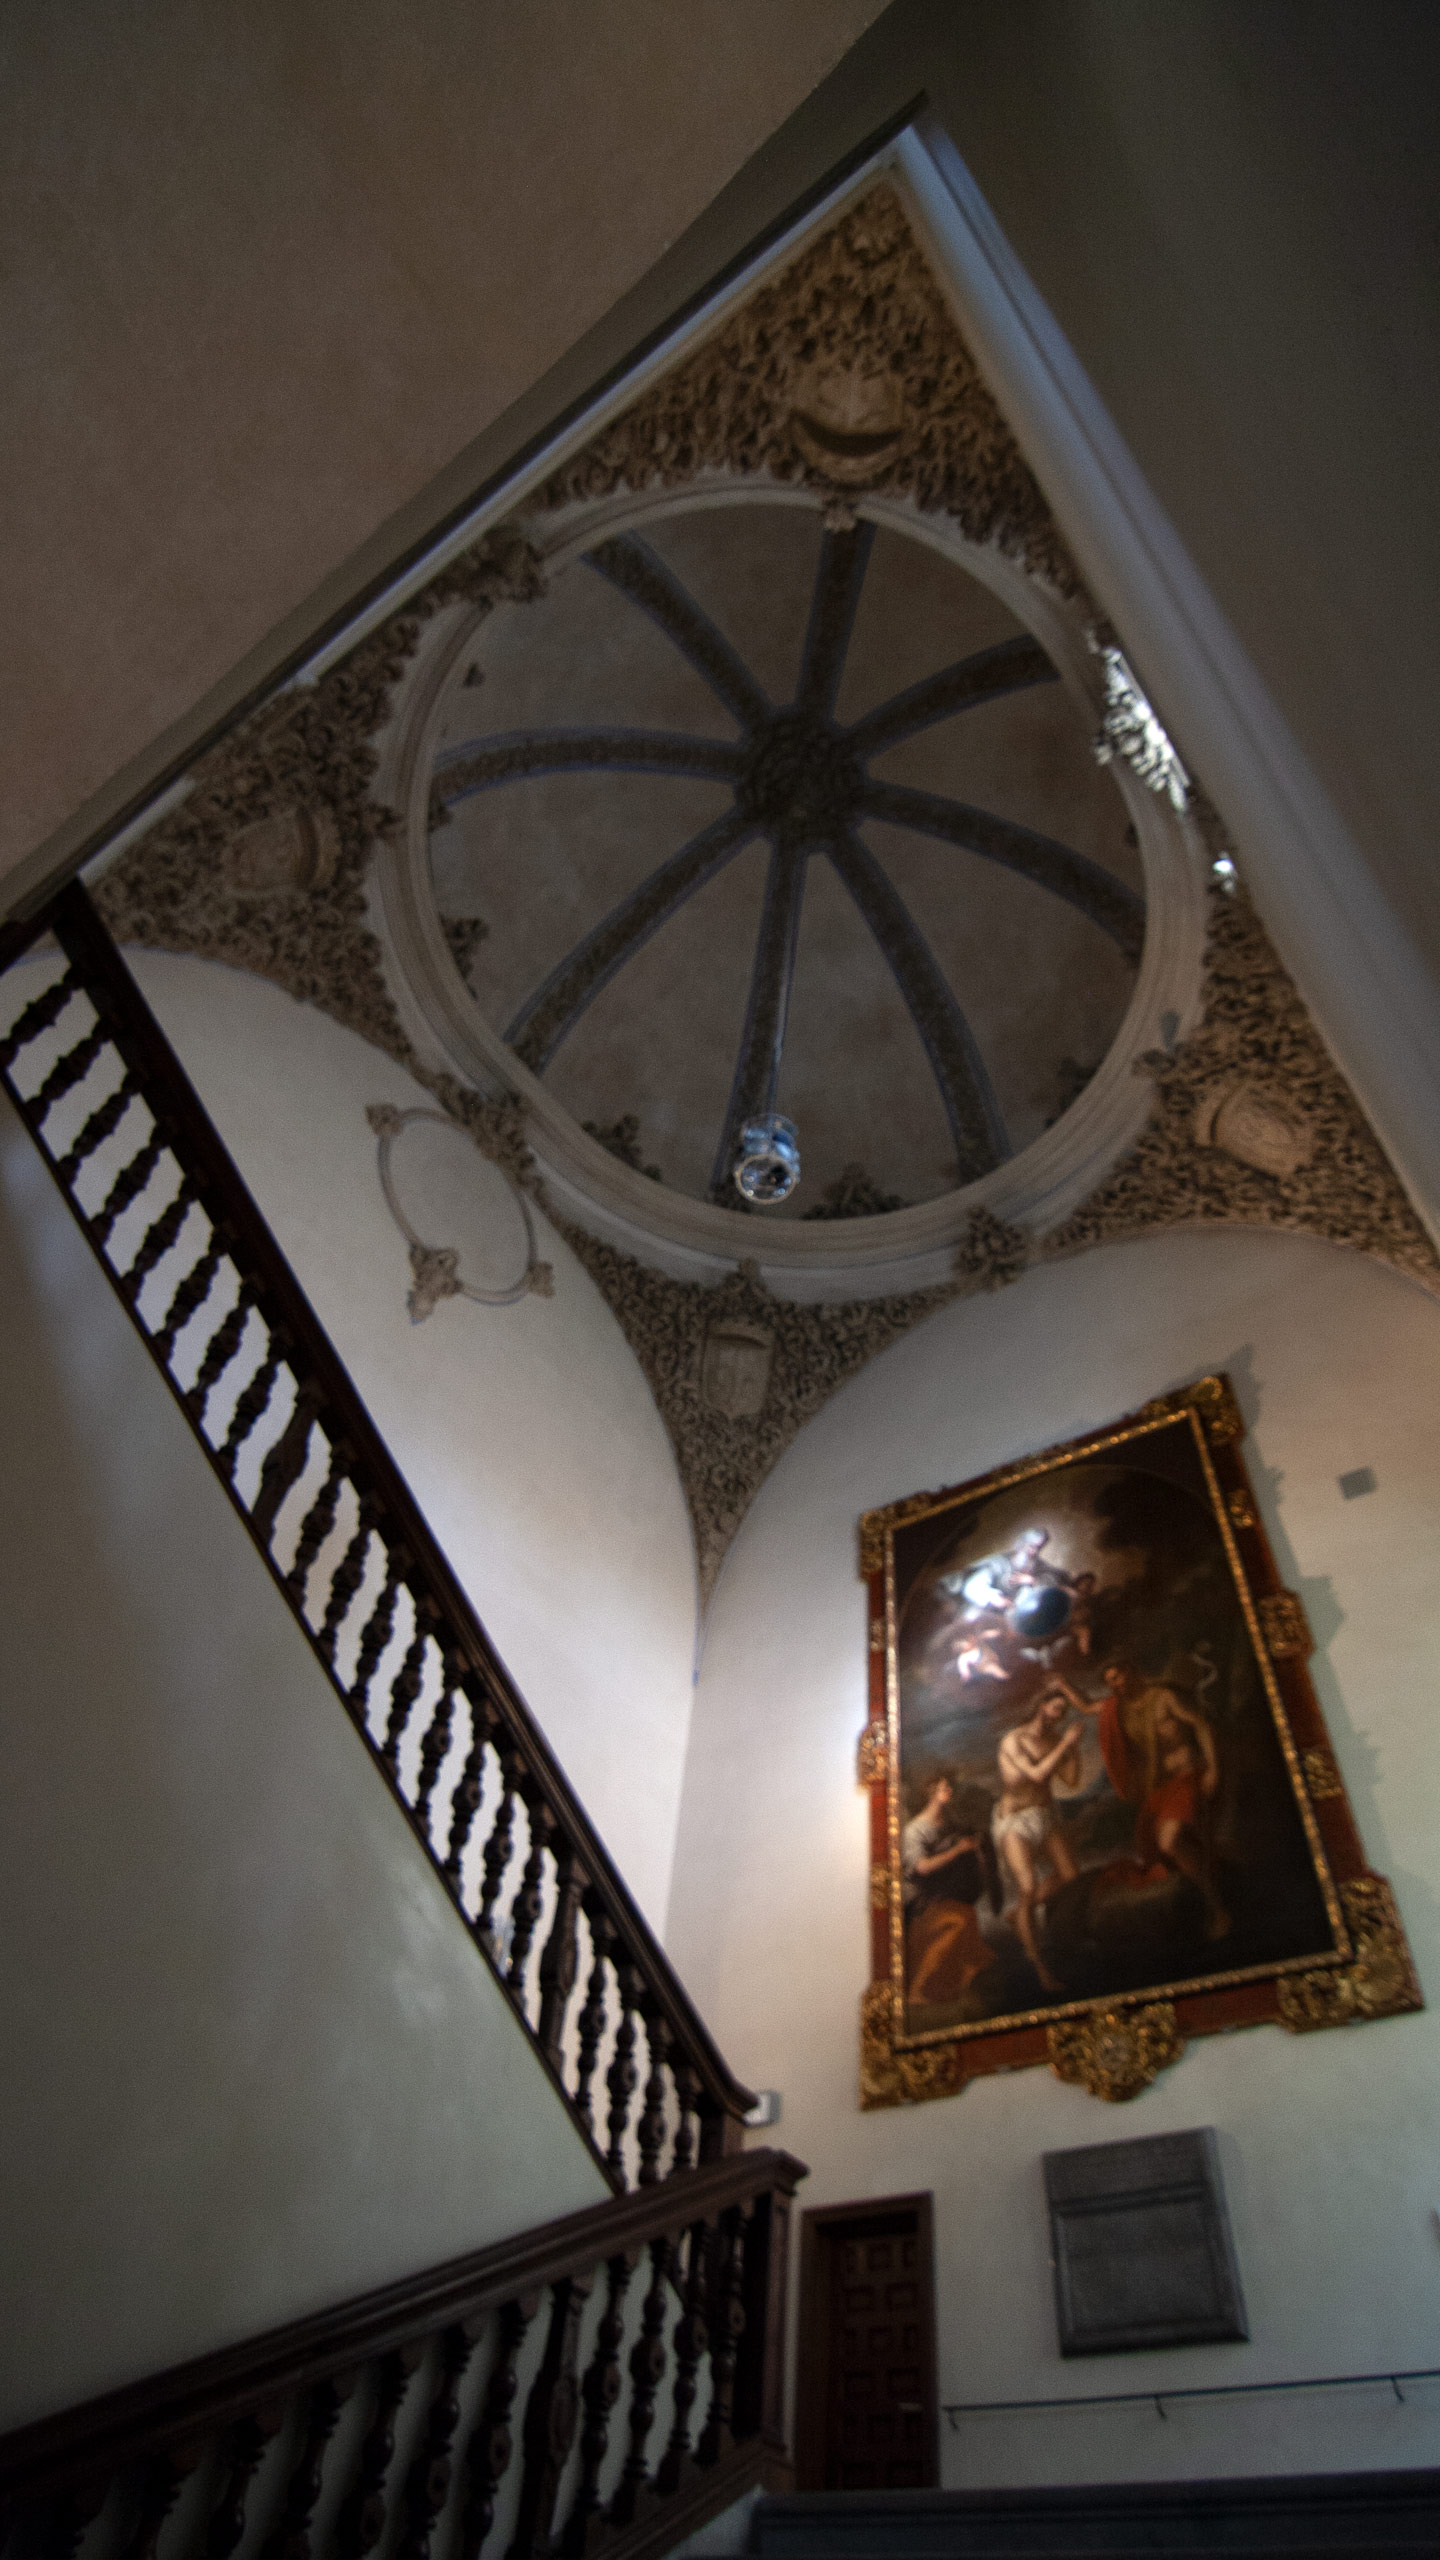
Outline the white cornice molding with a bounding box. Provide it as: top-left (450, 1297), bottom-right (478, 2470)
top-left (892, 114), bottom-right (1440, 1246)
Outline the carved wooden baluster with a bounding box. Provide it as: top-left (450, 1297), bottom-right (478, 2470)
top-left (286, 1443), bottom-right (348, 1608)
top-left (378, 1620), bottom-right (430, 1781)
top-left (151, 1230), bottom-right (225, 1369)
top-left (41, 2477), bottom-right (108, 2560)
top-left (656, 2211), bottom-right (712, 2494)
top-left (88, 1123), bottom-right (166, 1250)
top-left (458, 2294), bottom-right (540, 2560)
top-left (184, 1287), bottom-right (252, 1428)
top-left (317, 1512), bottom-right (374, 1665)
top-left (397, 2321), bottom-right (482, 2560)
top-left (605, 1963), bottom-right (645, 2182)
top-left (414, 1655), bottom-right (460, 1837)
top-left (669, 2059), bottom-right (701, 2177)
top-left (536, 1842), bottom-right (585, 2069)
top-left (696, 2095), bottom-right (741, 2165)
top-left (697, 2201), bottom-right (750, 2466)
top-left (333, 2347), bottom-right (421, 2560)
top-left (507, 2268), bottom-right (595, 2560)
top-left (573, 1910), bottom-right (616, 2140)
top-left (475, 1752), bottom-right (520, 1958)
top-left (0, 967), bottom-right (77, 1072)
top-left (204, 2406), bottom-right (285, 2559)
top-left (216, 1344), bottom-right (283, 1483)
top-left (121, 1177), bottom-right (195, 1308)
top-left (116, 2447), bottom-right (199, 2560)
top-left (260, 2374), bottom-right (352, 2560)
top-left (349, 1553), bottom-right (402, 1718)
top-left (608, 2231), bottom-right (673, 2526)
top-left (52, 1072), bottom-right (135, 1190)
top-left (27, 1014), bottom-right (108, 1126)
top-left (442, 1690), bottom-right (498, 1893)
top-left (505, 1799), bottom-right (552, 2002)
top-left (250, 1389), bottom-right (320, 1554)
top-left (733, 2189), bottom-right (790, 2458)
top-left (635, 2009), bottom-right (672, 2189)
top-left (561, 2247), bottom-right (639, 2559)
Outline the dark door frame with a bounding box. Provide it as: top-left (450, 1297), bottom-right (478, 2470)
top-left (793, 2189), bottom-right (939, 2494)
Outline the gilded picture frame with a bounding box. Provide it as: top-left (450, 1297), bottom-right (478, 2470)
top-left (857, 1376), bottom-right (1421, 2107)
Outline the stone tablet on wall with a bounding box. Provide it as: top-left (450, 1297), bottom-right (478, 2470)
top-left (1044, 2127), bottom-right (1247, 2357)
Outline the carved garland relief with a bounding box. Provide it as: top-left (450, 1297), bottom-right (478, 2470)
top-left (86, 184), bottom-right (1438, 1600)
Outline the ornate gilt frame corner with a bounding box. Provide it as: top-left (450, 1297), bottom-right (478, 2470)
top-left (855, 1373), bottom-right (1422, 2109)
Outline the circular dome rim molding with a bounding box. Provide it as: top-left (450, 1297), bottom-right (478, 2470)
top-left (374, 486), bottom-right (1210, 1285)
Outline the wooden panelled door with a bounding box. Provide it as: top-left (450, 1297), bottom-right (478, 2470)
top-left (794, 2193), bottom-right (939, 2492)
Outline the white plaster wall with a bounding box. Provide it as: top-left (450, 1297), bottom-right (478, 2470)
top-left (0, 1088), bottom-right (608, 2432)
top-left (666, 1227), bottom-right (1440, 2486)
top-left (127, 950), bottom-right (699, 1929)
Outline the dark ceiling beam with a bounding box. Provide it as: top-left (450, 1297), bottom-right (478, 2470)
top-left (432, 727), bottom-right (743, 808)
top-left (585, 536), bottom-right (771, 731)
top-left (707, 841), bottom-right (809, 1201)
top-left (825, 829), bottom-right (1009, 1181)
top-left (860, 780), bottom-right (1146, 963)
top-left (845, 635), bottom-right (1058, 759)
top-left (505, 803), bottom-right (760, 1072)
top-left (795, 522), bottom-right (875, 722)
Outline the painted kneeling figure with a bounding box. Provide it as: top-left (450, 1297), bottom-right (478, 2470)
top-left (902, 1774), bottom-right (1001, 2008)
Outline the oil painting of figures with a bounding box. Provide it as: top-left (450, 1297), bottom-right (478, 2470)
top-left (890, 1413), bottom-right (1339, 2038)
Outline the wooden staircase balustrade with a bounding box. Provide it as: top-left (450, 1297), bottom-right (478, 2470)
top-left (0, 2149), bottom-right (806, 2560)
top-left (0, 885), bottom-right (755, 2189)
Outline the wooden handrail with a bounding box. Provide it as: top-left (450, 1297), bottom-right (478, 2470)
top-left (0, 2151), bottom-right (806, 2560)
top-left (0, 2149), bottom-right (806, 2505)
top-left (0, 885), bottom-right (754, 2189)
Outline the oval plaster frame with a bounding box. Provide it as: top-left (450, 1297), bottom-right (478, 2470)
top-left (375, 1105), bottom-right (543, 1307)
top-left (374, 484), bottom-right (1209, 1297)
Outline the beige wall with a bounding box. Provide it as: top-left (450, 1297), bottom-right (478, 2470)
top-left (0, 1079), bottom-right (608, 2431)
top-left (6, 0), bottom-right (1438, 1002)
top-left (666, 1226), bottom-right (1440, 2485)
top-left (0, 0), bottom-right (885, 893)
top-left (126, 950), bottom-right (702, 1930)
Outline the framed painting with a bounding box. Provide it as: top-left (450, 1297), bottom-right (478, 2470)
top-left (857, 1376), bottom-right (1421, 2107)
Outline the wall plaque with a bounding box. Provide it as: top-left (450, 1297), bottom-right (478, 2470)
top-left (1044, 2127), bottom-right (1247, 2357)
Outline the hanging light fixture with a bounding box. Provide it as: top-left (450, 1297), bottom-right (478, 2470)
top-left (733, 1110), bottom-right (801, 1204)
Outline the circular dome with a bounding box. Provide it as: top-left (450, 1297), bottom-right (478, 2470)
top-left (420, 501), bottom-right (1145, 1219)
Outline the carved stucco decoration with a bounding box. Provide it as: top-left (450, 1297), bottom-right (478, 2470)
top-left (81, 195), bottom-right (1439, 1602)
top-left (1048, 2001), bottom-right (1185, 2104)
top-left (554, 1235), bottom-right (956, 1605)
top-left (367, 1102), bottom-right (553, 1318)
top-left (92, 526), bottom-right (547, 1114)
top-left (532, 184), bottom-right (1088, 603)
top-left (1042, 841), bottom-right (1440, 1298)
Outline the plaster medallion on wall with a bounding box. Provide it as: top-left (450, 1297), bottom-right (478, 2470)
top-left (367, 1102), bottom-right (552, 1319)
top-left (787, 362), bottom-right (906, 487)
top-left (222, 804), bottom-right (341, 900)
top-left (1194, 1079), bottom-right (1315, 1180)
top-left (700, 1318), bottom-right (774, 1420)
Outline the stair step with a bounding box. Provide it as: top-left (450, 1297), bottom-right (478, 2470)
top-left (751, 2471), bottom-right (1440, 2556)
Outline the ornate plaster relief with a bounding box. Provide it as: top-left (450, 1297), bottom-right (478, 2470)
top-left (87, 186), bottom-right (1438, 1600)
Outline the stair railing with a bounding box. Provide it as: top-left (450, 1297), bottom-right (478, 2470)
top-left (0, 884), bottom-right (755, 2187)
top-left (0, 2146), bottom-right (805, 2560)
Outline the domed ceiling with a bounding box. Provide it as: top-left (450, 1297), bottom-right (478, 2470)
top-left (423, 502), bottom-right (1144, 1219)
top-left (82, 170), bottom-right (1436, 1594)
